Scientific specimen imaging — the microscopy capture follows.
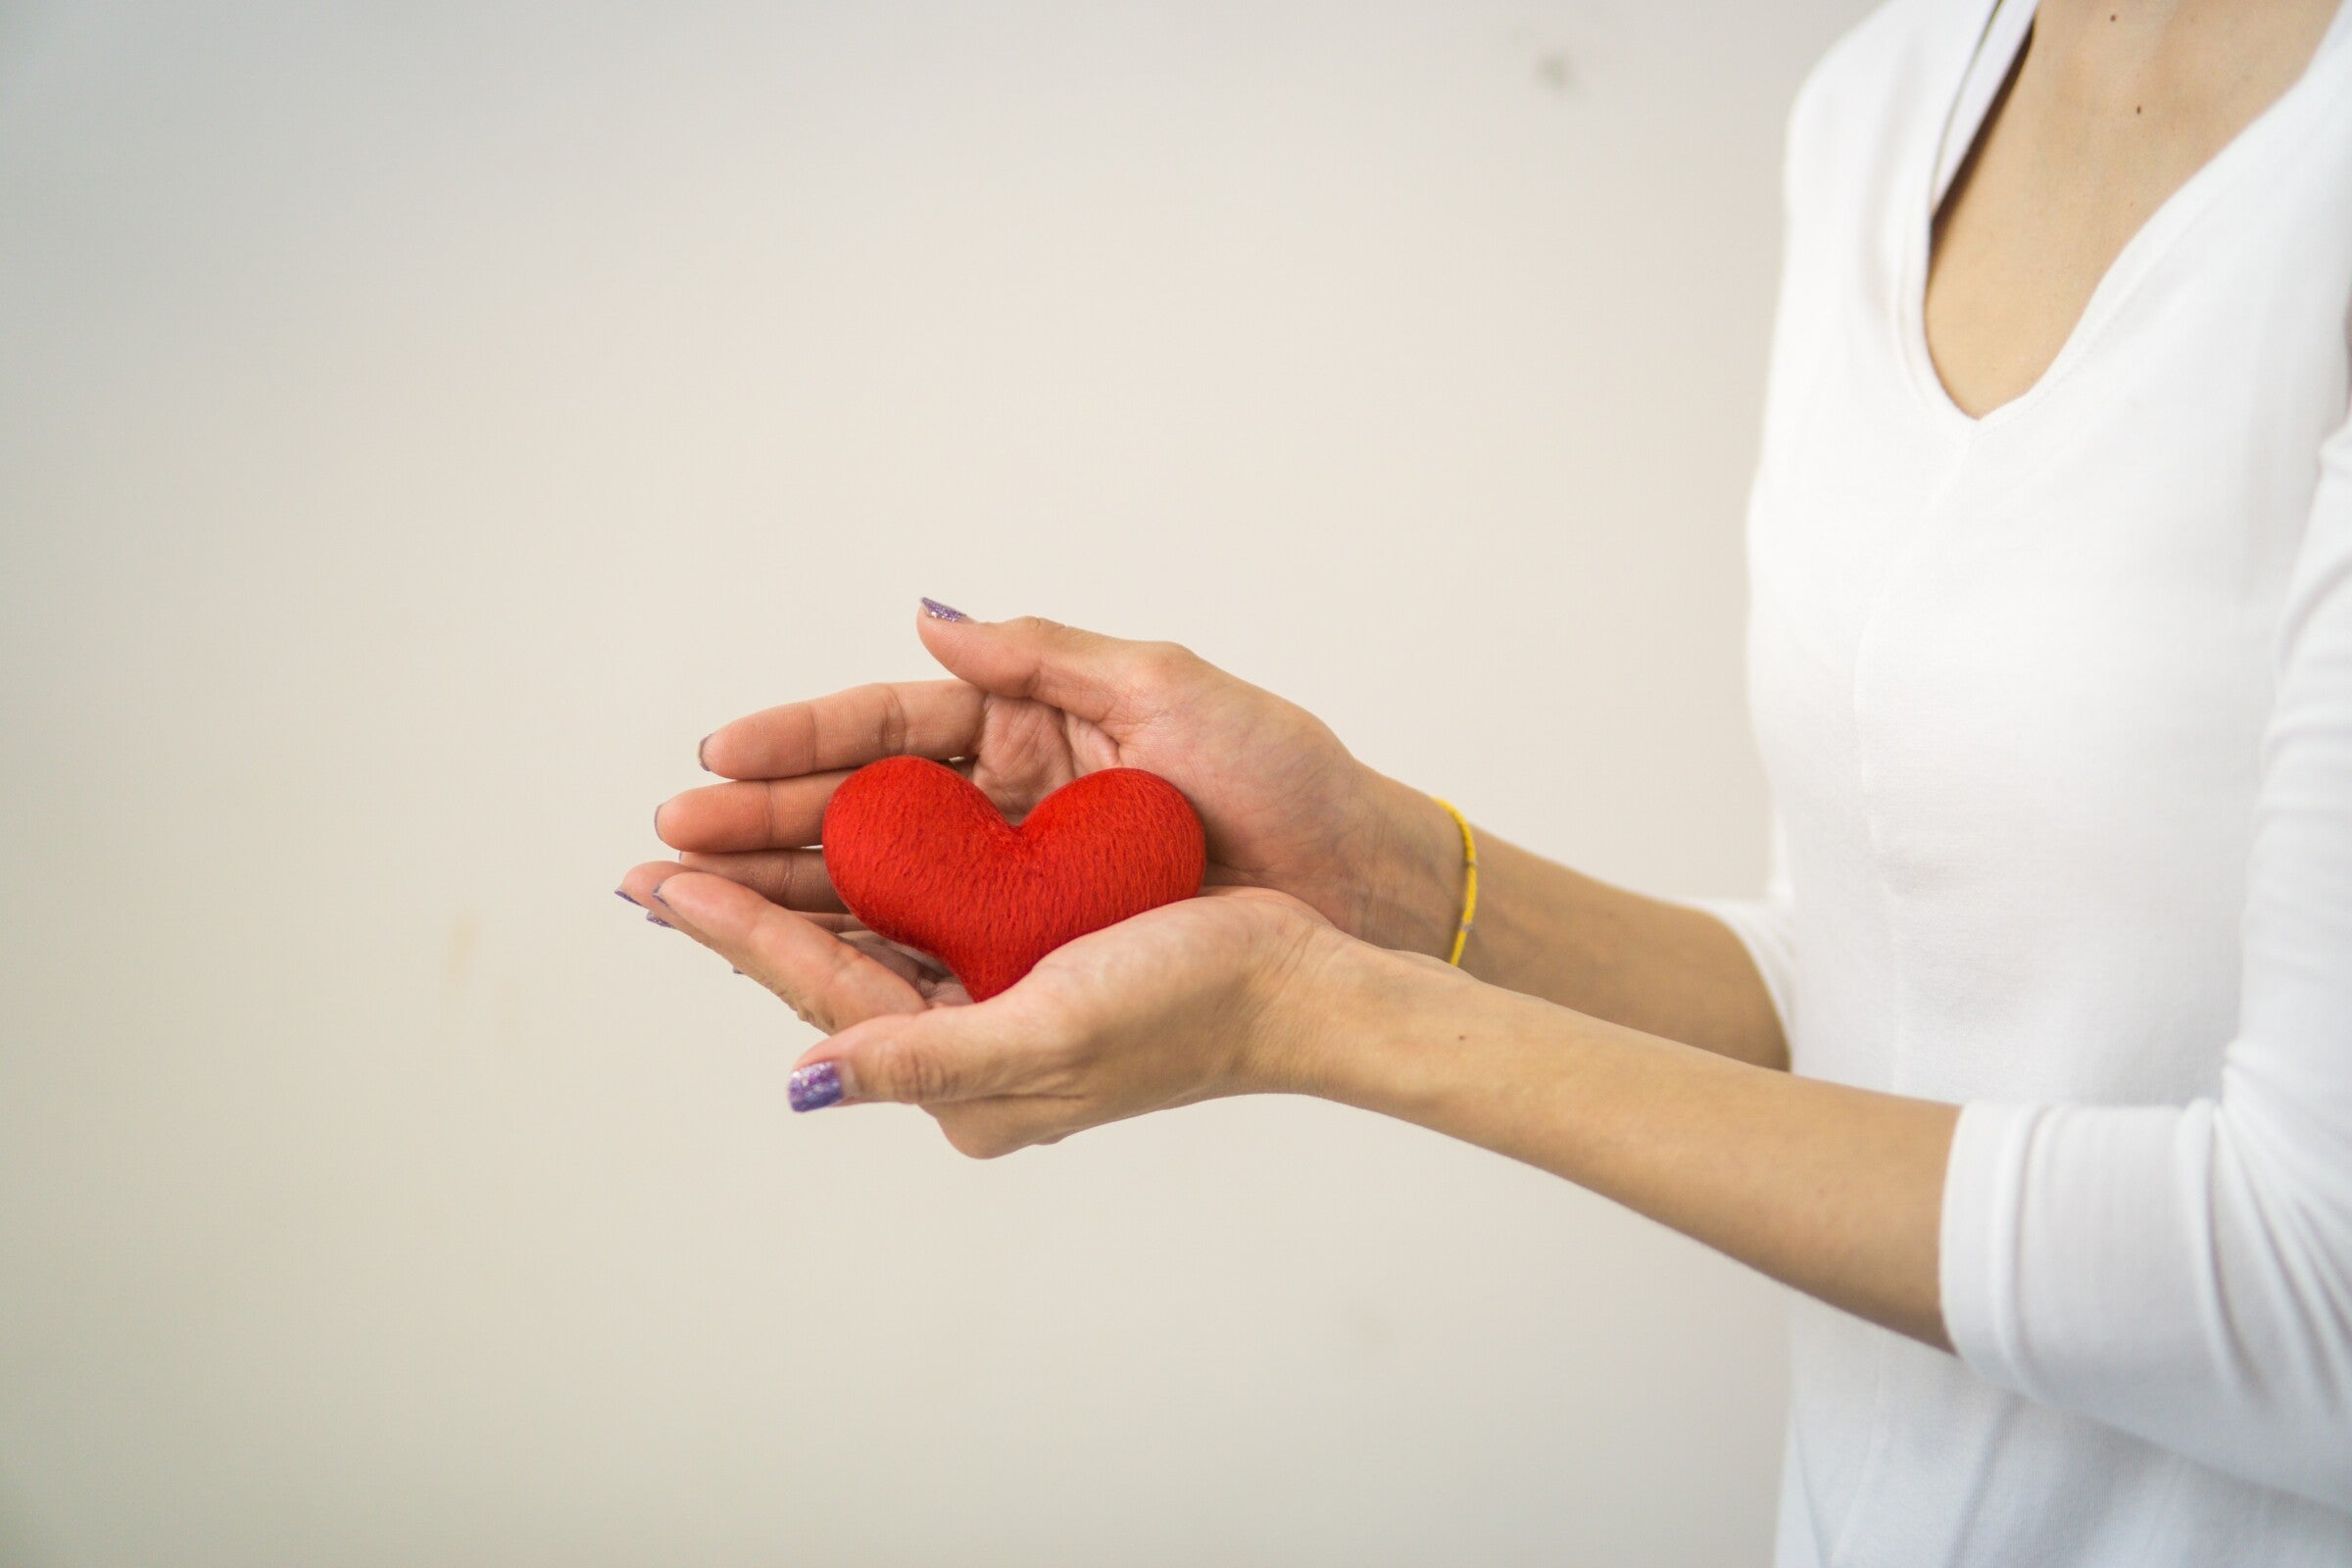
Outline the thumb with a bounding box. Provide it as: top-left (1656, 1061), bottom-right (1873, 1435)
top-left (786, 995), bottom-right (1039, 1111)
top-left (913, 601), bottom-right (1189, 726)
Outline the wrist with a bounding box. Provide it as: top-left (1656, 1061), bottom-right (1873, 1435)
top-left (1351, 772), bottom-right (1472, 960)
top-left (1265, 929), bottom-right (1488, 1108)
top-left (1237, 918), bottom-right (1395, 1097)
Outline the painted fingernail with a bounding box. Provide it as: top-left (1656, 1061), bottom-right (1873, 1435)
top-left (646, 912), bottom-right (673, 928)
top-left (789, 1060), bottom-right (845, 1112)
top-left (919, 597), bottom-right (967, 623)
top-left (614, 889), bottom-right (638, 906)
top-left (697, 733), bottom-right (714, 772)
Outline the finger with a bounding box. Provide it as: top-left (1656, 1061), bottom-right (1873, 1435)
top-left (620, 868), bottom-right (864, 979)
top-left (673, 849), bottom-right (847, 913)
top-left (657, 772), bottom-right (848, 852)
top-left (788, 998), bottom-right (1056, 1110)
top-left (914, 607), bottom-right (1200, 727)
top-left (618, 858), bottom-right (693, 913)
top-left (699, 680), bottom-right (984, 780)
top-left (649, 870), bottom-right (924, 1033)
top-left (798, 911), bottom-right (867, 936)
top-left (838, 930), bottom-right (946, 988)
top-left (657, 757), bottom-right (981, 854)
top-left (630, 864), bottom-right (870, 926)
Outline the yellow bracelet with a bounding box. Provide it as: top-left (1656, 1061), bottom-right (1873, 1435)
top-left (1429, 796), bottom-right (1479, 966)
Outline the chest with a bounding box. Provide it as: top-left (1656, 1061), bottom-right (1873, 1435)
top-left (1920, 0), bottom-right (2344, 420)
top-left (1748, 82), bottom-right (2350, 908)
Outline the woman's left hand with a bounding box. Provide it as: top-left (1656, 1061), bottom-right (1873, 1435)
top-left (647, 872), bottom-right (1354, 1155)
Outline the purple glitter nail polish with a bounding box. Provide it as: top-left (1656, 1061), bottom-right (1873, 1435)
top-left (697, 734), bottom-right (714, 772)
top-left (646, 912), bottom-right (672, 928)
top-left (919, 597), bottom-right (968, 623)
top-left (789, 1060), bottom-right (844, 1112)
top-left (614, 889), bottom-right (637, 906)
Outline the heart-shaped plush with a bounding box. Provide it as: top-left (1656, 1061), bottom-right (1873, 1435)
top-left (821, 755), bottom-right (1207, 1001)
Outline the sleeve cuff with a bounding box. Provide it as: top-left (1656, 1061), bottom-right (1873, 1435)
top-left (1938, 1099), bottom-right (2038, 1396)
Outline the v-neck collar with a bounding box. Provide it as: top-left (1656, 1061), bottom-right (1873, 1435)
top-left (1895, 0), bottom-right (2352, 434)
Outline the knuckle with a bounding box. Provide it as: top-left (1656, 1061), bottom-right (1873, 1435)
top-left (762, 778), bottom-right (788, 847)
top-left (873, 684), bottom-right (914, 757)
top-left (1135, 640), bottom-right (1199, 685)
top-left (872, 1038), bottom-right (950, 1103)
top-left (936, 1112), bottom-right (1008, 1160)
top-left (767, 987), bottom-right (823, 1032)
top-left (802, 937), bottom-right (879, 1032)
top-left (761, 973), bottom-right (825, 1030)
top-left (932, 1102), bottom-right (1051, 1160)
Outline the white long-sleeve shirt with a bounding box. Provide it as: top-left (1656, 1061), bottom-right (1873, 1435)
top-left (1689, 0), bottom-right (2352, 1560)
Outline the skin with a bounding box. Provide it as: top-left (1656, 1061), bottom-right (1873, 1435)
top-left (622, 0), bottom-right (2341, 1352)
top-left (1925, 0), bottom-right (2343, 418)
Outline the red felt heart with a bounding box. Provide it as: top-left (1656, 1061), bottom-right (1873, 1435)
top-left (820, 756), bottom-right (1207, 1002)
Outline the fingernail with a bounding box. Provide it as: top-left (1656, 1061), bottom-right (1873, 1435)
top-left (613, 889), bottom-right (638, 906)
top-left (653, 802), bottom-right (665, 837)
top-left (789, 1059), bottom-right (846, 1112)
top-left (919, 597), bottom-right (967, 623)
top-left (646, 912), bottom-right (673, 929)
top-left (697, 733), bottom-right (714, 772)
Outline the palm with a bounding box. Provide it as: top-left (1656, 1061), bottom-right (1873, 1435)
top-left (975, 885), bottom-right (1330, 1124)
top-left (1021, 884), bottom-right (1313, 1010)
top-left (960, 685), bottom-right (1376, 922)
top-left (824, 918), bottom-right (972, 1010)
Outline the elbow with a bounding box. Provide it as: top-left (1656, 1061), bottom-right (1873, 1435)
top-left (2200, 1101), bottom-right (2352, 1491)
top-left (1947, 1097), bottom-right (2352, 1508)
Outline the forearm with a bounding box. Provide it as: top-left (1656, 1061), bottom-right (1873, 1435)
top-left (1300, 943), bottom-right (1956, 1347)
top-left (1358, 773), bottom-right (1789, 1068)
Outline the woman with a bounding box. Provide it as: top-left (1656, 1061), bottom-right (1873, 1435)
top-left (621, 0), bottom-right (2352, 1559)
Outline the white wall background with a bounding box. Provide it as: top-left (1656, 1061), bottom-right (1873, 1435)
top-left (0, 2), bottom-right (1874, 1562)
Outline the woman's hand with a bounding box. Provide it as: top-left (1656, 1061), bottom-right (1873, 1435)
top-left (643, 849), bottom-right (1959, 1351)
top-left (647, 871), bottom-right (1350, 1154)
top-left (626, 603), bottom-right (1465, 975)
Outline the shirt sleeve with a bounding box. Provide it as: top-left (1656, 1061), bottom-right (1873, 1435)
top-left (1676, 810), bottom-right (1800, 1051)
top-left (1937, 407), bottom-right (2352, 1509)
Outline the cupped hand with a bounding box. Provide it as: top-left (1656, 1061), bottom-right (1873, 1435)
top-left (629, 604), bottom-right (1462, 970)
top-left (649, 868), bottom-right (1348, 1155)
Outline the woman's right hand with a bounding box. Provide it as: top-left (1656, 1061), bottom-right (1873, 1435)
top-left (627, 602), bottom-right (1466, 1018)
